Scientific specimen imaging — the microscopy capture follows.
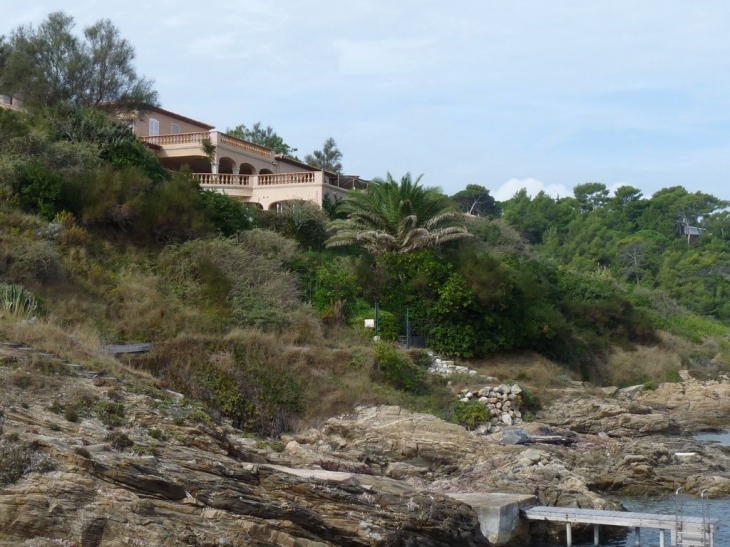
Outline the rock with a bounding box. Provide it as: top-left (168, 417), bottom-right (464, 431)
top-left (617, 385), bottom-right (645, 400)
top-left (600, 386), bottom-right (619, 397)
top-left (502, 414), bottom-right (513, 426)
top-left (501, 427), bottom-right (531, 445)
top-left (510, 385), bottom-right (522, 396)
top-left (538, 398), bottom-right (677, 437)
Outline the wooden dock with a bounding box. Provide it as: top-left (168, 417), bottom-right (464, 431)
top-left (522, 506), bottom-right (721, 547)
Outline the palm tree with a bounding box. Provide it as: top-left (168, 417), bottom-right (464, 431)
top-left (326, 172), bottom-right (471, 255)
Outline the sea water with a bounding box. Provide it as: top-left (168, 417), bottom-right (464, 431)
top-left (529, 431), bottom-right (730, 546)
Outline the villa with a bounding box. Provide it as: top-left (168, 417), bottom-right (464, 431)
top-left (132, 106), bottom-right (367, 210)
top-left (1, 96), bottom-right (368, 210)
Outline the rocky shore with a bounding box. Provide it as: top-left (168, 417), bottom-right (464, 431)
top-left (2, 343), bottom-right (730, 546)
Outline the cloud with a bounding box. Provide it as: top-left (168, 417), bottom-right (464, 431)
top-left (493, 178), bottom-right (571, 202)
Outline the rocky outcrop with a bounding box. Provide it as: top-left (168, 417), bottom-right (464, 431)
top-left (638, 376), bottom-right (730, 430)
top-left (0, 360), bottom-right (487, 547)
top-left (538, 397), bottom-right (678, 437)
top-left (4, 340), bottom-right (730, 547)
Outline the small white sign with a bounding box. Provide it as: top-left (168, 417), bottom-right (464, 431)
top-left (364, 318), bottom-right (375, 328)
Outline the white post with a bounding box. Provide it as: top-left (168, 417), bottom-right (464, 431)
top-left (566, 523), bottom-right (572, 547)
top-left (659, 529), bottom-right (665, 547)
top-left (634, 527), bottom-right (640, 546)
top-left (593, 524), bottom-right (599, 546)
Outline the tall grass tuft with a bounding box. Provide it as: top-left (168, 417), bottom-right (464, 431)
top-left (0, 284), bottom-right (39, 320)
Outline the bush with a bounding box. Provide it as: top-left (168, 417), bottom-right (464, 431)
top-left (373, 342), bottom-right (426, 393)
top-left (65, 165), bottom-right (152, 229)
top-left (158, 232), bottom-right (312, 332)
top-left (201, 190), bottom-right (257, 236)
top-left (13, 161), bottom-right (67, 220)
top-left (94, 400), bottom-right (125, 427)
top-left (453, 400), bottom-right (490, 429)
top-left (105, 432), bottom-right (133, 450)
top-left (259, 200), bottom-right (329, 250)
top-left (64, 407), bottom-right (79, 422)
top-left (0, 440), bottom-right (56, 486)
top-left (353, 309), bottom-right (398, 341)
top-left (129, 332), bottom-right (308, 436)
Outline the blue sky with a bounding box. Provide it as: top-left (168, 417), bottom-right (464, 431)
top-left (4, 1), bottom-right (730, 201)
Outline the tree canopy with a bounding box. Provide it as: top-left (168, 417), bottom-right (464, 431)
top-left (305, 137), bottom-right (342, 173)
top-left (450, 184), bottom-right (501, 216)
top-left (326, 172), bottom-right (471, 255)
top-left (226, 122), bottom-right (298, 158)
top-left (1, 12), bottom-right (158, 110)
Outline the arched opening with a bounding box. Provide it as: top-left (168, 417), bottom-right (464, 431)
top-left (218, 157), bottom-right (235, 174)
top-left (260, 168), bottom-right (274, 175)
top-left (239, 163), bottom-right (256, 175)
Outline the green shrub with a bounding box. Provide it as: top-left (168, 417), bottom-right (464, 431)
top-left (12, 161), bottom-right (68, 220)
top-left (66, 165), bottom-right (151, 229)
top-left (64, 407), bottom-right (79, 422)
top-left (94, 400), bottom-right (125, 427)
top-left (105, 432), bottom-right (133, 450)
top-left (158, 232), bottom-right (310, 331)
top-left (453, 400), bottom-right (490, 429)
top-left (139, 172), bottom-right (212, 242)
top-left (353, 309), bottom-right (398, 341)
top-left (517, 384), bottom-right (542, 412)
top-left (129, 332), bottom-right (307, 437)
top-left (373, 342), bottom-right (426, 393)
top-left (666, 368), bottom-right (683, 383)
top-left (201, 190), bottom-right (257, 236)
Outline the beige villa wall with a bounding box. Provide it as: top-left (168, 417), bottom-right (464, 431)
top-left (133, 111), bottom-right (210, 137)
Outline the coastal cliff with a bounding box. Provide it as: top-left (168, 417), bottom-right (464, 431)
top-left (3, 342), bottom-right (730, 546)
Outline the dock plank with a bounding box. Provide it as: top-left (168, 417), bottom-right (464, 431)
top-left (522, 506), bottom-right (719, 533)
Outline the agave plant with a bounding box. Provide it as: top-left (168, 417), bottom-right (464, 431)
top-left (0, 284), bottom-right (39, 319)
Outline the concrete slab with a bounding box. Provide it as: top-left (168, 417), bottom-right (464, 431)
top-left (448, 492), bottom-right (537, 545)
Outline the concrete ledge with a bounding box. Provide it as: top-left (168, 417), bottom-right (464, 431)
top-left (448, 493), bottom-right (537, 545)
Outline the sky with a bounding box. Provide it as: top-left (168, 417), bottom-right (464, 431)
top-left (3, 1), bottom-right (730, 202)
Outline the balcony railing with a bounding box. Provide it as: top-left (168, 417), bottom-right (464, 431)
top-left (194, 173), bottom-right (250, 185)
top-left (259, 172), bottom-right (315, 185)
top-left (139, 132), bottom-right (207, 146)
top-left (218, 133), bottom-right (273, 158)
top-left (138, 131), bottom-right (274, 158)
top-left (193, 172), bottom-right (320, 187)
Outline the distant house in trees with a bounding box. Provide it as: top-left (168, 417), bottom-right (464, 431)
top-left (131, 106), bottom-right (367, 210)
top-left (0, 94), bottom-right (24, 111)
top-left (676, 216), bottom-right (706, 244)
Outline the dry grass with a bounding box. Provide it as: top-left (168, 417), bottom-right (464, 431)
top-left (0, 317), bottom-right (159, 387)
top-left (0, 318), bottom-right (102, 361)
top-left (604, 344), bottom-right (682, 386)
top-left (461, 351), bottom-right (578, 407)
top-left (467, 351), bottom-right (575, 386)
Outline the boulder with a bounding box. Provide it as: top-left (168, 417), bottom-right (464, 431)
top-left (501, 428), bottom-right (531, 446)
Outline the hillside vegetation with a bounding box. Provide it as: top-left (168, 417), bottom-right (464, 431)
top-left (2, 102), bottom-right (730, 439)
top-left (1, 13), bottom-right (730, 441)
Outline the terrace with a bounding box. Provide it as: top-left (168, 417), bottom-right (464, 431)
top-left (138, 129), bottom-right (366, 210)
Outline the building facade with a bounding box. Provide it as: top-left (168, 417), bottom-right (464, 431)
top-left (133, 107), bottom-right (366, 210)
